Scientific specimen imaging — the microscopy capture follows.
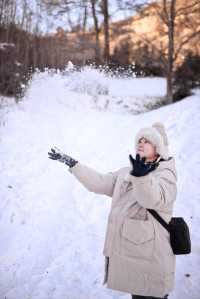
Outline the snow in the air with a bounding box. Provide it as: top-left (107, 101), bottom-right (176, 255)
top-left (0, 67), bottom-right (199, 299)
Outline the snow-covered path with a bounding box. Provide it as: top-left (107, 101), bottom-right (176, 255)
top-left (0, 70), bottom-right (200, 299)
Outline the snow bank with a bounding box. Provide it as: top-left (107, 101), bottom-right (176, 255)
top-left (0, 70), bottom-right (199, 299)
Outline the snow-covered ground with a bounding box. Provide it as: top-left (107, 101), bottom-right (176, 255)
top-left (0, 68), bottom-right (200, 299)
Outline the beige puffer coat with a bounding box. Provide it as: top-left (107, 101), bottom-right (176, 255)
top-left (68, 157), bottom-right (177, 297)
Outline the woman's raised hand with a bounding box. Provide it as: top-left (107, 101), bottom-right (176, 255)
top-left (129, 153), bottom-right (158, 177)
top-left (48, 146), bottom-right (78, 168)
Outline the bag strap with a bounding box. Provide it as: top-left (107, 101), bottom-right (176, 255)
top-left (147, 209), bottom-right (171, 233)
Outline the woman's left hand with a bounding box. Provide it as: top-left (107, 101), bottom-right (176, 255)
top-left (129, 153), bottom-right (159, 177)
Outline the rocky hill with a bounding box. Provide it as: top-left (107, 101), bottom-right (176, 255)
top-left (52, 0), bottom-right (200, 67)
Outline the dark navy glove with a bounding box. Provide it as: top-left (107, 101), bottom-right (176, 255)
top-left (48, 146), bottom-right (78, 168)
top-left (129, 153), bottom-right (159, 177)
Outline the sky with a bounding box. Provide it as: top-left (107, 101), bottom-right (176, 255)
top-left (15, 0), bottom-right (151, 35)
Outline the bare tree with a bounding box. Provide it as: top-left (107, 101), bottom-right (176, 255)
top-left (100, 0), bottom-right (110, 63)
top-left (154, 0), bottom-right (200, 103)
top-left (41, 0), bottom-right (89, 32)
top-left (165, 0), bottom-right (176, 103)
top-left (124, 0), bottom-right (200, 103)
top-left (90, 0), bottom-right (101, 62)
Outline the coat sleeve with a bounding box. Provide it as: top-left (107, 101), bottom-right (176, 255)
top-left (68, 162), bottom-right (119, 197)
top-left (127, 168), bottom-right (177, 210)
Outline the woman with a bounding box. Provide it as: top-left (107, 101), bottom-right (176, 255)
top-left (48, 122), bottom-right (177, 299)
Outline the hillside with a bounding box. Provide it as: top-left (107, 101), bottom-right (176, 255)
top-left (52, 0), bottom-right (200, 66)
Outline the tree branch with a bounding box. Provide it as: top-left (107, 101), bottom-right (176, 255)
top-left (131, 28), bottom-right (168, 68)
top-left (176, 1), bottom-right (200, 17)
top-left (174, 30), bottom-right (200, 62)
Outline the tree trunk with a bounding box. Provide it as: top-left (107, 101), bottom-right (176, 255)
top-left (102, 0), bottom-right (110, 64)
top-left (82, 4), bottom-right (87, 32)
top-left (166, 0), bottom-right (176, 103)
top-left (91, 0), bottom-right (101, 63)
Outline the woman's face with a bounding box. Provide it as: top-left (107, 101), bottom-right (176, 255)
top-left (136, 137), bottom-right (158, 162)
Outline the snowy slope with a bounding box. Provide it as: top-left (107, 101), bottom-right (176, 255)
top-left (0, 70), bottom-right (200, 299)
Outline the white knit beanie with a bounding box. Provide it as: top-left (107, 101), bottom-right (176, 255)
top-left (134, 122), bottom-right (169, 160)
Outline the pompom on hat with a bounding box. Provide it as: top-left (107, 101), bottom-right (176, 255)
top-left (134, 122), bottom-right (170, 160)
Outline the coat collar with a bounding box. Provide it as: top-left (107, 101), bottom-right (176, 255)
top-left (123, 156), bottom-right (177, 184)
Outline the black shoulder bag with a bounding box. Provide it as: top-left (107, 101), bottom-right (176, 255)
top-left (147, 209), bottom-right (191, 255)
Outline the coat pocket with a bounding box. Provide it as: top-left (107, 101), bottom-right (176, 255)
top-left (121, 218), bottom-right (155, 260)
